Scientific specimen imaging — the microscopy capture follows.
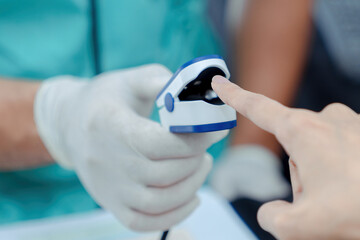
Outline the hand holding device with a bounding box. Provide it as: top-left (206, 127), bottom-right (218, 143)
top-left (34, 64), bottom-right (228, 231)
top-left (156, 55), bottom-right (236, 133)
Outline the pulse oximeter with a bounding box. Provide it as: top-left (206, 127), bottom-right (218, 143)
top-left (156, 55), bottom-right (237, 133)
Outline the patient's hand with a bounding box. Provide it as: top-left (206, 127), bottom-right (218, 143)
top-left (212, 75), bottom-right (360, 240)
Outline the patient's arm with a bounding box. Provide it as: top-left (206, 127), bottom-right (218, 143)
top-left (231, 0), bottom-right (313, 155)
top-left (0, 78), bottom-right (53, 170)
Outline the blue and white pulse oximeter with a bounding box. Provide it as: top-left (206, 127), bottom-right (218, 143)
top-left (156, 55), bottom-right (237, 133)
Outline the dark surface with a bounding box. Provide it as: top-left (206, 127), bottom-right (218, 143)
top-left (178, 67), bottom-right (225, 105)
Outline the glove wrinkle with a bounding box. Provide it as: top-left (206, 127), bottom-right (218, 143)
top-left (34, 64), bottom-right (228, 231)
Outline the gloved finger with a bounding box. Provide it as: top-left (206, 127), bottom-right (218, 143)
top-left (119, 197), bottom-right (200, 232)
top-left (257, 200), bottom-right (298, 239)
top-left (124, 154), bottom-right (212, 215)
top-left (128, 64), bottom-right (173, 102)
top-left (136, 153), bottom-right (206, 187)
top-left (123, 116), bottom-right (229, 159)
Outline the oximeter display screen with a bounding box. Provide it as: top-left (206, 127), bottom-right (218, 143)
top-left (178, 67), bottom-right (225, 105)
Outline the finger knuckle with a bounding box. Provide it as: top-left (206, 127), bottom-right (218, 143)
top-left (284, 111), bottom-right (319, 133)
top-left (275, 111), bottom-right (307, 142)
top-left (291, 112), bottom-right (334, 140)
top-left (322, 103), bottom-right (357, 119)
top-left (275, 111), bottom-right (293, 141)
top-left (289, 112), bottom-right (310, 128)
top-left (322, 102), bottom-right (345, 112)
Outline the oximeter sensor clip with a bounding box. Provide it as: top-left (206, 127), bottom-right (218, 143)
top-left (156, 55), bottom-right (237, 133)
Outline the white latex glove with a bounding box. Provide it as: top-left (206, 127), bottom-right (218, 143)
top-left (34, 64), bottom-right (228, 231)
top-left (210, 145), bottom-right (290, 202)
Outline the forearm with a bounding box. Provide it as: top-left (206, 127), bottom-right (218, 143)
top-left (232, 0), bottom-right (313, 155)
top-left (0, 78), bottom-right (52, 170)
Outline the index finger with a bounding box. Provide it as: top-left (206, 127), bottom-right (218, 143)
top-left (212, 75), bottom-right (292, 137)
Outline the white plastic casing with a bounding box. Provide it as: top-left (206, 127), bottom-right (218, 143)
top-left (156, 55), bottom-right (237, 133)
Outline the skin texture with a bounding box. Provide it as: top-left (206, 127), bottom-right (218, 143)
top-left (213, 75), bottom-right (360, 240)
top-left (231, 0), bottom-right (313, 155)
top-left (0, 79), bottom-right (52, 170)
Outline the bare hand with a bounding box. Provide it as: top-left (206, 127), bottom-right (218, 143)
top-left (212, 75), bottom-right (360, 240)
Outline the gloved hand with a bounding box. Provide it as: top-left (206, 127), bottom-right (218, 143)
top-left (34, 64), bottom-right (228, 231)
top-left (210, 145), bottom-right (290, 202)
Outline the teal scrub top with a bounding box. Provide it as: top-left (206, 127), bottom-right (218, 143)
top-left (0, 0), bottom-right (226, 224)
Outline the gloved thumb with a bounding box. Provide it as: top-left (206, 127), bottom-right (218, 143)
top-left (257, 200), bottom-right (298, 239)
top-left (129, 64), bottom-right (173, 102)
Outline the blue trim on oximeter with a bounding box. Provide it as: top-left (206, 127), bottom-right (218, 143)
top-left (169, 120), bottom-right (237, 133)
top-left (165, 93), bottom-right (174, 112)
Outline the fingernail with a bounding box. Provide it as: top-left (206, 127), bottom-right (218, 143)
top-left (212, 75), bottom-right (229, 84)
